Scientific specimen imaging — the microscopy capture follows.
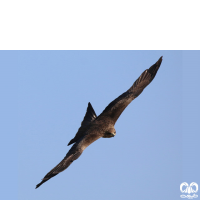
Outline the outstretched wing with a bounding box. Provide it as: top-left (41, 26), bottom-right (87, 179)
top-left (68, 102), bottom-right (97, 145)
top-left (100, 56), bottom-right (162, 124)
top-left (36, 130), bottom-right (102, 189)
top-left (36, 142), bottom-right (83, 189)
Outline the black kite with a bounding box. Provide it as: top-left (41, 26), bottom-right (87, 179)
top-left (36, 56), bottom-right (163, 188)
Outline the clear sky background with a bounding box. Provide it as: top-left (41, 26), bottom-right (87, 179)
top-left (1, 51), bottom-right (200, 200)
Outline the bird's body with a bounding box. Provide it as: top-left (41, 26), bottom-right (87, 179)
top-left (36, 56), bottom-right (163, 189)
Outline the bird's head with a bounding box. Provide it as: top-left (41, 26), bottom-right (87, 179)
top-left (102, 127), bottom-right (116, 138)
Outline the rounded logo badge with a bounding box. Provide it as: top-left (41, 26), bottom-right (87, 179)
top-left (180, 182), bottom-right (198, 199)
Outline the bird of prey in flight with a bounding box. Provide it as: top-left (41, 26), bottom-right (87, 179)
top-left (36, 56), bottom-right (163, 188)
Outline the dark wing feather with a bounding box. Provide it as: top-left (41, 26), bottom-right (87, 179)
top-left (36, 143), bottom-right (83, 189)
top-left (36, 131), bottom-right (101, 189)
top-left (68, 102), bottom-right (97, 145)
top-left (100, 56), bottom-right (162, 124)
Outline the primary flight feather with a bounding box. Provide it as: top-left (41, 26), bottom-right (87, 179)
top-left (36, 56), bottom-right (163, 188)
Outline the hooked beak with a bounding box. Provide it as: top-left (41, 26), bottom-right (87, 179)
top-left (111, 132), bottom-right (116, 137)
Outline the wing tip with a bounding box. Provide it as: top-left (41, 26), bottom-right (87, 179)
top-left (68, 139), bottom-right (73, 146)
top-left (149, 56), bottom-right (163, 72)
top-left (157, 56), bottom-right (163, 64)
top-left (35, 178), bottom-right (47, 189)
top-left (35, 182), bottom-right (42, 189)
top-left (157, 56), bottom-right (163, 68)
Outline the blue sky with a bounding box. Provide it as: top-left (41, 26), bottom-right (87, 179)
top-left (1, 51), bottom-right (200, 200)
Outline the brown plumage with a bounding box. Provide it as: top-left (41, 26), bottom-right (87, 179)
top-left (36, 56), bottom-right (163, 189)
